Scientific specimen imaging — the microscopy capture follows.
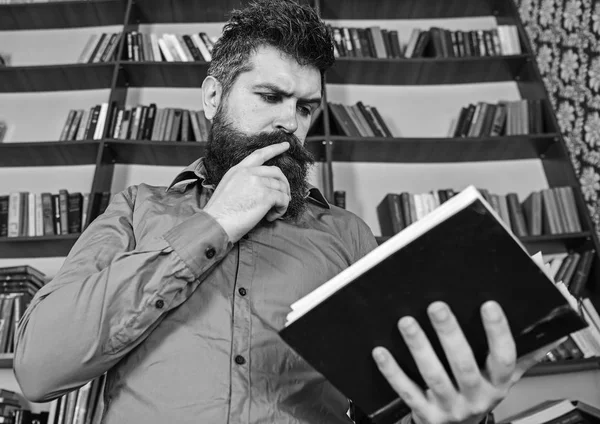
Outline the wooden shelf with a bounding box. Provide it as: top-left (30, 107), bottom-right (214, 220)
top-left (132, 0), bottom-right (236, 23)
top-left (0, 354), bottom-right (12, 369)
top-left (525, 357), bottom-right (600, 377)
top-left (0, 234), bottom-right (80, 258)
top-left (0, 64), bottom-right (115, 93)
top-left (120, 62), bottom-right (209, 88)
top-left (321, 0), bottom-right (515, 19)
top-left (103, 137), bottom-right (327, 166)
top-left (104, 139), bottom-right (207, 166)
top-left (326, 134), bottom-right (558, 163)
top-left (327, 55), bottom-right (531, 85)
top-left (0, 0), bottom-right (126, 30)
top-left (0, 141), bottom-right (100, 167)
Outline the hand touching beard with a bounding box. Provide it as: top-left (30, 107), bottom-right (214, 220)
top-left (204, 111), bottom-right (315, 221)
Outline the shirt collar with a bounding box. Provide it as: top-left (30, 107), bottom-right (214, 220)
top-left (167, 158), bottom-right (330, 210)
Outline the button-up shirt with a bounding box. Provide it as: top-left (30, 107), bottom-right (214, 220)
top-left (15, 158), bottom-right (378, 424)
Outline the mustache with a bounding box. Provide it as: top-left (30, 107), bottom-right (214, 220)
top-left (211, 125), bottom-right (315, 169)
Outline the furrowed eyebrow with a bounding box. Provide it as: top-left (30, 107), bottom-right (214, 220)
top-left (253, 82), bottom-right (322, 106)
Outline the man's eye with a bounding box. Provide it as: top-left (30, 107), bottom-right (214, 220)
top-left (260, 94), bottom-right (279, 103)
top-left (298, 106), bottom-right (312, 117)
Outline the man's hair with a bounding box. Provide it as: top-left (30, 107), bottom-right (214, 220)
top-left (208, 0), bottom-right (335, 96)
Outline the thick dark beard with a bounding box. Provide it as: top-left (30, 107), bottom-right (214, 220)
top-left (204, 110), bottom-right (315, 222)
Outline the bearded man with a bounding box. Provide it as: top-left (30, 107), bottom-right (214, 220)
top-left (15, 1), bottom-right (547, 423)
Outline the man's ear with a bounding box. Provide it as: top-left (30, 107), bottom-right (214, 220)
top-left (202, 76), bottom-right (222, 120)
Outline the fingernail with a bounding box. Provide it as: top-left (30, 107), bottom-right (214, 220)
top-left (373, 347), bottom-right (387, 364)
top-left (483, 301), bottom-right (502, 322)
top-left (429, 302), bottom-right (449, 322)
top-left (398, 316), bottom-right (418, 335)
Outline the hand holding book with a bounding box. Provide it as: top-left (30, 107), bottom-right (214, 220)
top-left (279, 186), bottom-right (586, 424)
top-left (371, 301), bottom-right (565, 424)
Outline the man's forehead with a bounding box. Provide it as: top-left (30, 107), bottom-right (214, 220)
top-left (243, 45), bottom-right (322, 95)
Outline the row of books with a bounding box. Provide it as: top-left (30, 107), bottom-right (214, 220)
top-left (0, 266), bottom-right (48, 356)
top-left (328, 102), bottom-right (393, 138)
top-left (331, 25), bottom-right (521, 59)
top-left (124, 31), bottom-right (216, 63)
top-left (60, 104), bottom-right (212, 143)
top-left (58, 104), bottom-right (112, 141)
top-left (377, 186), bottom-right (582, 238)
top-left (330, 26), bottom-right (402, 59)
top-left (77, 32), bottom-right (121, 64)
top-left (545, 276), bottom-right (600, 361)
top-left (47, 374), bottom-right (105, 424)
top-left (405, 25), bottom-right (522, 59)
top-left (448, 100), bottom-right (545, 138)
top-left (545, 251), bottom-right (595, 298)
top-left (0, 191), bottom-right (111, 238)
top-left (0, 122), bottom-right (6, 143)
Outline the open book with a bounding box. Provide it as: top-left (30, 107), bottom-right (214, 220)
top-left (279, 186), bottom-right (587, 424)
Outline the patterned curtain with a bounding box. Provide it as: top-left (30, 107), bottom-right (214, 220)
top-left (516, 0), bottom-right (600, 232)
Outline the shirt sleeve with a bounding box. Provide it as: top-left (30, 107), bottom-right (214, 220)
top-left (14, 186), bottom-right (232, 402)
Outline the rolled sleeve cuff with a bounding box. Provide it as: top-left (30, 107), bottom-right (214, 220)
top-left (162, 210), bottom-right (231, 278)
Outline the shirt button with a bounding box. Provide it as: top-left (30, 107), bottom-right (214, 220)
top-left (155, 299), bottom-right (164, 309)
top-left (205, 247), bottom-right (216, 259)
top-left (234, 355), bottom-right (246, 365)
top-left (238, 288), bottom-right (247, 296)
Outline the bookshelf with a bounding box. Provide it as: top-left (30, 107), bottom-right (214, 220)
top-left (0, 0), bottom-right (599, 417)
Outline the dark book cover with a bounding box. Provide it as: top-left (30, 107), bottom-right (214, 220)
top-left (41, 192), bottom-right (54, 236)
top-left (568, 249), bottom-right (595, 297)
top-left (170, 109), bottom-right (183, 141)
top-left (18, 192), bottom-right (27, 237)
top-left (85, 105), bottom-right (101, 141)
top-left (377, 194), bottom-right (405, 236)
top-left (356, 101), bottom-right (385, 137)
top-left (67, 192), bottom-right (83, 234)
top-left (142, 103), bottom-right (157, 140)
top-left (0, 196), bottom-right (7, 237)
top-left (52, 194), bottom-right (61, 235)
top-left (279, 187), bottom-right (587, 424)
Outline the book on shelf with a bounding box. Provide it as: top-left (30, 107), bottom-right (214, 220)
top-left (120, 31), bottom-right (218, 62)
top-left (0, 122), bottom-right (6, 143)
top-left (279, 186), bottom-right (587, 424)
top-left (0, 190), bottom-right (110, 238)
top-left (46, 374), bottom-right (106, 424)
top-left (448, 100), bottom-right (544, 138)
top-left (499, 399), bottom-right (600, 424)
top-left (377, 186), bottom-right (582, 240)
top-left (328, 101), bottom-right (393, 138)
top-left (77, 32), bottom-right (122, 64)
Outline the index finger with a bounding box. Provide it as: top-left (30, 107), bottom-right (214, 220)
top-left (238, 142), bottom-right (290, 167)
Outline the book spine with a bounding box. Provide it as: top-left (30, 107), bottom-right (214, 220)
top-left (52, 194), bottom-right (61, 235)
top-left (67, 192), bottom-right (83, 234)
top-left (41, 192), bottom-right (54, 235)
top-left (27, 192), bottom-right (35, 237)
top-left (34, 192), bottom-right (43, 237)
top-left (0, 196), bottom-right (7, 237)
top-left (7, 193), bottom-right (20, 238)
top-left (58, 189), bottom-right (69, 235)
